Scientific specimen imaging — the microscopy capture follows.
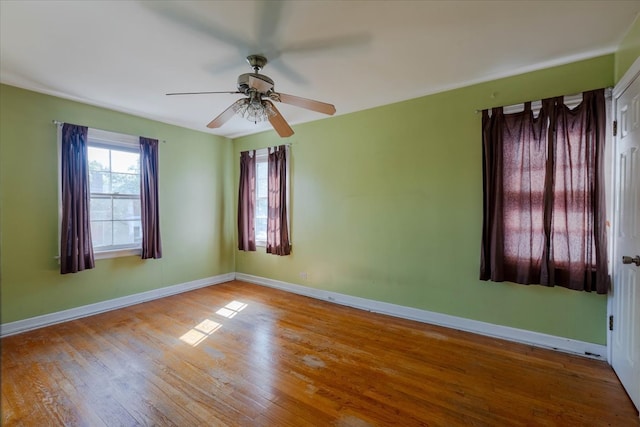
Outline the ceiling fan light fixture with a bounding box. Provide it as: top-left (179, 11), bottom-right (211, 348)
top-left (168, 54), bottom-right (334, 135)
top-left (232, 98), bottom-right (276, 123)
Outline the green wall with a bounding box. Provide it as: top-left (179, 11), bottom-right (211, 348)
top-left (234, 55), bottom-right (614, 345)
top-left (615, 13), bottom-right (640, 82)
top-left (0, 84), bottom-right (235, 324)
top-left (1, 50), bottom-right (627, 345)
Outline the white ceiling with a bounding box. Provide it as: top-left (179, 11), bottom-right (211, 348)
top-left (1, 1), bottom-right (639, 139)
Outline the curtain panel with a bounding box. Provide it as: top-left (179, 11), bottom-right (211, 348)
top-left (238, 150), bottom-right (256, 251)
top-left (266, 145), bottom-right (291, 256)
top-left (60, 123), bottom-right (95, 274)
top-left (140, 137), bottom-right (162, 259)
top-left (480, 89), bottom-right (609, 294)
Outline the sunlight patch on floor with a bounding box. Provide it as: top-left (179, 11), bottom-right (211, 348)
top-left (180, 319), bottom-right (222, 346)
top-left (216, 300), bottom-right (248, 319)
top-left (180, 300), bottom-right (248, 347)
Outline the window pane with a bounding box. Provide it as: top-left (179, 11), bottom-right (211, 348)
top-left (114, 220), bottom-right (141, 246)
top-left (255, 217), bottom-right (267, 242)
top-left (257, 162), bottom-right (268, 196)
top-left (256, 197), bottom-right (267, 218)
top-left (89, 171), bottom-right (111, 193)
top-left (257, 178), bottom-right (268, 197)
top-left (255, 158), bottom-right (269, 244)
top-left (91, 221), bottom-right (112, 248)
top-left (111, 173), bottom-right (140, 195)
top-left (113, 198), bottom-right (141, 221)
top-left (111, 150), bottom-right (139, 174)
top-left (90, 197), bottom-right (112, 220)
top-left (88, 147), bottom-right (110, 171)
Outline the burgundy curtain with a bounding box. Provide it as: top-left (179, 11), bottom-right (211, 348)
top-left (238, 150), bottom-right (256, 251)
top-left (548, 90), bottom-right (608, 292)
top-left (140, 137), bottom-right (162, 259)
top-left (266, 145), bottom-right (291, 256)
top-left (60, 123), bottom-right (95, 274)
top-left (480, 89), bottom-right (608, 294)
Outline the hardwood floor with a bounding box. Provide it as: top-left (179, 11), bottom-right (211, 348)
top-left (2, 280), bottom-right (638, 426)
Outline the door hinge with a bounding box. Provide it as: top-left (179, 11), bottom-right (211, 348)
top-left (613, 120), bottom-right (617, 137)
top-left (609, 315), bottom-right (614, 331)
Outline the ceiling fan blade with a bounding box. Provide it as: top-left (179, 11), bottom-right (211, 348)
top-left (282, 34), bottom-right (372, 55)
top-left (166, 91), bottom-right (241, 96)
top-left (207, 101), bottom-right (239, 129)
top-left (270, 60), bottom-right (307, 85)
top-left (264, 101), bottom-right (294, 137)
top-left (206, 56), bottom-right (248, 75)
top-left (275, 93), bottom-right (336, 115)
top-left (257, 1), bottom-right (283, 44)
top-left (249, 75), bottom-right (274, 93)
top-left (143, 3), bottom-right (249, 49)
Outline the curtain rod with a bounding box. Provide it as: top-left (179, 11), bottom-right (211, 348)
top-left (474, 87), bottom-right (612, 114)
top-left (52, 120), bottom-right (166, 143)
top-left (241, 143), bottom-right (292, 150)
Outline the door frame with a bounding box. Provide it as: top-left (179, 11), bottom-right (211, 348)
top-left (607, 55), bottom-right (640, 365)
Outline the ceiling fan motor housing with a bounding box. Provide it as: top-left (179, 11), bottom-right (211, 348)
top-left (237, 73), bottom-right (274, 94)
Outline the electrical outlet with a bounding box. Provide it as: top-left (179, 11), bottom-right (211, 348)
top-left (299, 272), bottom-right (308, 280)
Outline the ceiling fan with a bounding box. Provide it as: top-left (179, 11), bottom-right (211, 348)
top-left (166, 55), bottom-right (336, 137)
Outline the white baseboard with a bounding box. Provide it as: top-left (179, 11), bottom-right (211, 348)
top-left (2, 271), bottom-right (607, 361)
top-left (0, 272), bottom-right (235, 338)
top-left (235, 273), bottom-right (607, 360)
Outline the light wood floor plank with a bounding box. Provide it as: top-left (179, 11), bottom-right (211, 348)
top-left (2, 280), bottom-right (638, 426)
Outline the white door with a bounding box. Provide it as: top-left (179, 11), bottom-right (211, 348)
top-left (611, 59), bottom-right (640, 413)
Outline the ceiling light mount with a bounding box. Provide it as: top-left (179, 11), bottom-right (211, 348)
top-left (246, 54), bottom-right (268, 73)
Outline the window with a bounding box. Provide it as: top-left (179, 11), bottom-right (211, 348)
top-left (58, 125), bottom-right (161, 268)
top-left (87, 130), bottom-right (142, 254)
top-left (480, 89), bottom-right (609, 293)
top-left (238, 147), bottom-right (290, 250)
top-left (255, 150), bottom-right (268, 245)
top-left (59, 128), bottom-right (142, 258)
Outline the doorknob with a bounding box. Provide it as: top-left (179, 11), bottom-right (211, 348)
top-left (622, 255), bottom-right (640, 266)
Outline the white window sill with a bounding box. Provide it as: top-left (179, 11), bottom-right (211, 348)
top-left (252, 241), bottom-right (293, 249)
top-left (94, 248), bottom-right (141, 259)
top-left (54, 248), bottom-right (141, 263)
